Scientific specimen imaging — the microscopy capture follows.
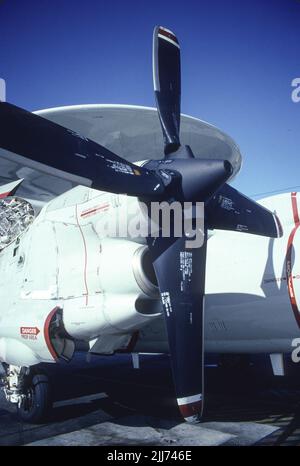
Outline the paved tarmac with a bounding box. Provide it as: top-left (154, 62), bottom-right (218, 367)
top-left (1, 352), bottom-right (300, 446)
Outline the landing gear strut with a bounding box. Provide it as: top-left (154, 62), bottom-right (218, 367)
top-left (0, 364), bottom-right (52, 423)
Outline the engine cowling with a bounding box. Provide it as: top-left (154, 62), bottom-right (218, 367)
top-left (63, 238), bottom-right (161, 343)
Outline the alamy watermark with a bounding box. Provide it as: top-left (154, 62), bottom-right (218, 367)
top-left (291, 338), bottom-right (300, 363)
top-left (291, 78), bottom-right (300, 103)
top-left (94, 201), bottom-right (205, 249)
top-left (0, 78), bottom-right (6, 102)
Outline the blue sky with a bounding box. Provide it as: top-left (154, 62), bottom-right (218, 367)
top-left (0, 0), bottom-right (299, 197)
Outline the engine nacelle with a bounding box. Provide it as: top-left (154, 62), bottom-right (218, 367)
top-left (0, 338), bottom-right (40, 366)
top-left (99, 238), bottom-right (159, 297)
top-left (63, 238), bottom-right (161, 343)
top-left (0, 304), bottom-right (75, 366)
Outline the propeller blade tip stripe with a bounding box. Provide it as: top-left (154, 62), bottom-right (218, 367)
top-left (177, 394), bottom-right (202, 405)
top-left (157, 27), bottom-right (180, 49)
top-left (177, 394), bottom-right (203, 422)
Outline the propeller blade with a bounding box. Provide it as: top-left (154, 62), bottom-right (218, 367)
top-left (153, 26), bottom-right (181, 156)
top-left (147, 231), bottom-right (207, 422)
top-left (0, 102), bottom-right (165, 199)
top-left (206, 183), bottom-right (283, 238)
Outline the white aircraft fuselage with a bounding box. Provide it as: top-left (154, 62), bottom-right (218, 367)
top-left (0, 186), bottom-right (299, 367)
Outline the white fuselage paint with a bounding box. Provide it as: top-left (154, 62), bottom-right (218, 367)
top-left (0, 186), bottom-right (299, 366)
top-left (204, 191), bottom-right (300, 354)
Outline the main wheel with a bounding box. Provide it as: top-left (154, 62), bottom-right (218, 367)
top-left (17, 374), bottom-right (52, 424)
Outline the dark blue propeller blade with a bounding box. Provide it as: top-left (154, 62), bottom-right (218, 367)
top-left (153, 26), bottom-right (181, 156)
top-left (0, 102), bottom-right (165, 198)
top-left (147, 233), bottom-right (207, 422)
top-left (206, 184), bottom-right (282, 238)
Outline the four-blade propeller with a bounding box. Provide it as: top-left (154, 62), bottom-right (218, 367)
top-left (145, 26), bottom-right (282, 422)
top-left (0, 25), bottom-right (282, 423)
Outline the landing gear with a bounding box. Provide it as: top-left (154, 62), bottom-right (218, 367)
top-left (0, 364), bottom-right (52, 423)
top-left (17, 373), bottom-right (51, 423)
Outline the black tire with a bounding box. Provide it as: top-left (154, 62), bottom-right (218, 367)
top-left (17, 374), bottom-right (52, 424)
